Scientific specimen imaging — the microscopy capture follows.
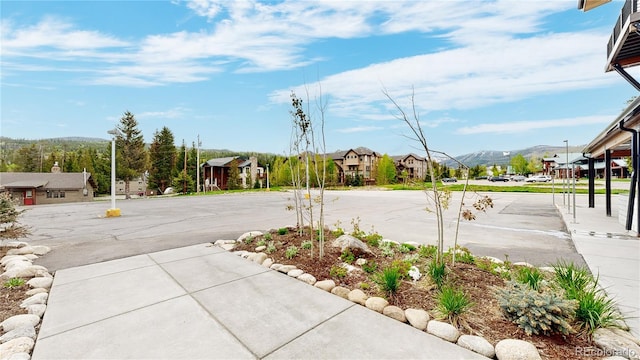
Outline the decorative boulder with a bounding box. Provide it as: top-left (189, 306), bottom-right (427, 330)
top-left (495, 339), bottom-right (541, 360)
top-left (457, 334), bottom-right (495, 358)
top-left (405, 308), bottom-right (429, 330)
top-left (331, 235), bottom-right (371, 254)
top-left (365, 297), bottom-right (388, 313)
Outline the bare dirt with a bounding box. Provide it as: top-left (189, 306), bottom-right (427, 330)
top-left (232, 227), bottom-right (604, 360)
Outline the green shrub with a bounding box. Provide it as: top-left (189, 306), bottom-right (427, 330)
top-left (330, 265), bottom-right (347, 278)
top-left (373, 266), bottom-right (402, 296)
top-left (278, 228), bottom-right (288, 235)
top-left (418, 244), bottom-right (437, 258)
top-left (244, 235), bottom-right (254, 245)
top-left (340, 248), bottom-right (356, 264)
top-left (553, 260), bottom-right (593, 300)
top-left (401, 243), bottom-right (417, 252)
top-left (285, 245), bottom-right (298, 259)
top-left (495, 281), bottom-right (577, 336)
top-left (266, 242), bottom-right (276, 254)
top-left (301, 240), bottom-right (312, 250)
top-left (427, 259), bottom-right (447, 288)
top-left (516, 266), bottom-right (545, 291)
top-left (263, 233), bottom-right (273, 241)
top-left (3, 277), bottom-right (25, 289)
top-left (256, 239), bottom-right (266, 247)
top-left (364, 233), bottom-right (382, 247)
top-left (436, 285), bottom-right (473, 325)
top-left (456, 251), bottom-right (475, 265)
top-left (552, 260), bottom-right (623, 334)
top-left (403, 253), bottom-right (420, 264)
top-left (390, 259), bottom-right (412, 279)
top-left (379, 242), bottom-right (395, 257)
top-left (359, 282), bottom-right (370, 290)
top-left (362, 260), bottom-right (378, 274)
top-left (573, 286), bottom-right (623, 335)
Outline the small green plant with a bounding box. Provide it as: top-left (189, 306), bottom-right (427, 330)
top-left (263, 233), bottom-right (273, 241)
top-left (332, 220), bottom-right (345, 237)
top-left (436, 285), bottom-right (473, 326)
top-left (427, 259), bottom-right (447, 288)
top-left (573, 286), bottom-right (624, 335)
top-left (373, 266), bottom-right (402, 296)
top-left (552, 260), bottom-right (593, 300)
top-left (516, 266), bottom-right (545, 291)
top-left (401, 243), bottom-right (416, 252)
top-left (403, 253), bottom-right (420, 264)
top-left (278, 228), bottom-right (288, 235)
top-left (456, 251), bottom-right (476, 264)
top-left (256, 239), bottom-right (266, 247)
top-left (418, 244), bottom-right (437, 258)
top-left (364, 233), bottom-right (382, 247)
top-left (266, 241), bottom-right (276, 254)
top-left (390, 259), bottom-right (412, 279)
top-left (495, 281), bottom-right (577, 336)
top-left (350, 217), bottom-right (366, 239)
top-left (285, 245), bottom-right (298, 259)
top-left (340, 248), bottom-right (356, 264)
top-left (301, 240), bottom-right (312, 250)
top-left (362, 260), bottom-right (378, 274)
top-left (244, 235), bottom-right (254, 245)
top-left (379, 241), bottom-right (395, 257)
top-left (330, 265), bottom-right (347, 278)
top-left (359, 282), bottom-right (370, 290)
top-left (3, 277), bottom-right (25, 289)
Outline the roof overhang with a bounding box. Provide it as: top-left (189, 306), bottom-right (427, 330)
top-left (2, 180), bottom-right (48, 189)
top-left (583, 96), bottom-right (640, 158)
top-left (578, 0), bottom-right (612, 11)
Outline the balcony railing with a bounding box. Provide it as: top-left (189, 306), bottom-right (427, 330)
top-left (606, 0), bottom-right (639, 67)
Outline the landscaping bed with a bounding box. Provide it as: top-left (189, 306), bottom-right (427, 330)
top-left (231, 226), bottom-right (622, 360)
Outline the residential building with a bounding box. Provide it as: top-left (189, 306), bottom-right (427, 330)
top-left (392, 153), bottom-right (427, 181)
top-left (330, 147), bottom-right (380, 184)
top-left (0, 163), bottom-right (96, 205)
top-left (201, 156), bottom-right (258, 190)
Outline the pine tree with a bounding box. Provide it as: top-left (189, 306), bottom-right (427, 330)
top-left (148, 127), bottom-right (176, 194)
top-left (115, 111), bottom-right (147, 199)
top-left (227, 158), bottom-right (240, 190)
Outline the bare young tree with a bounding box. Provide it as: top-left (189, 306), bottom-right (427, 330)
top-left (383, 88), bottom-right (445, 264)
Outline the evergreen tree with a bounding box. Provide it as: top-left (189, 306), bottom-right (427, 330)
top-left (14, 144), bottom-right (40, 172)
top-left (227, 158), bottom-right (240, 190)
top-left (115, 111), bottom-right (147, 199)
top-left (148, 127), bottom-right (176, 194)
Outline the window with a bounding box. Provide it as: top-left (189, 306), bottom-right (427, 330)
top-left (46, 191), bottom-right (52, 198)
top-left (60, 191), bottom-right (65, 198)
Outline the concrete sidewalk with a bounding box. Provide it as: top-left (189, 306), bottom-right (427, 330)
top-left (556, 194), bottom-right (640, 338)
top-left (32, 243), bottom-right (484, 360)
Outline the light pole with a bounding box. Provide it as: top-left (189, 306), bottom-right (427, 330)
top-left (564, 140), bottom-right (571, 213)
top-left (563, 140), bottom-right (568, 210)
top-left (106, 128), bottom-right (121, 218)
top-left (266, 164), bottom-right (270, 191)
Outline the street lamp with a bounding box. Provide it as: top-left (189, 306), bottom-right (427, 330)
top-left (106, 128), bottom-right (121, 218)
top-left (564, 140), bottom-right (568, 210)
top-left (562, 140), bottom-right (571, 213)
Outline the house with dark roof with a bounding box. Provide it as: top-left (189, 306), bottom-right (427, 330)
top-left (330, 147), bottom-right (380, 184)
top-left (0, 163), bottom-right (96, 205)
top-left (392, 153), bottom-right (427, 181)
top-left (201, 156), bottom-right (258, 190)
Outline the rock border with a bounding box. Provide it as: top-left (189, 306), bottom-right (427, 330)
top-left (217, 231), bottom-right (640, 360)
top-left (0, 241), bottom-right (52, 360)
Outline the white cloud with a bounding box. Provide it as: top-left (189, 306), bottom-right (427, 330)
top-left (457, 115), bottom-right (614, 135)
top-left (336, 126), bottom-right (383, 133)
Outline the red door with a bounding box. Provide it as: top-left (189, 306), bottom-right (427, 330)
top-left (23, 190), bottom-right (34, 205)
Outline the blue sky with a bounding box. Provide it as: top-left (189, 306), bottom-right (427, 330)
top-left (2, 0), bottom-right (639, 157)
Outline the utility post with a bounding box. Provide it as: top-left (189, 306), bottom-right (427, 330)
top-left (196, 134), bottom-right (201, 194)
top-left (183, 139), bottom-right (187, 194)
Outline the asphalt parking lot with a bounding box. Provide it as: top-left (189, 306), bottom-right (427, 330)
top-left (16, 190), bottom-right (588, 272)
